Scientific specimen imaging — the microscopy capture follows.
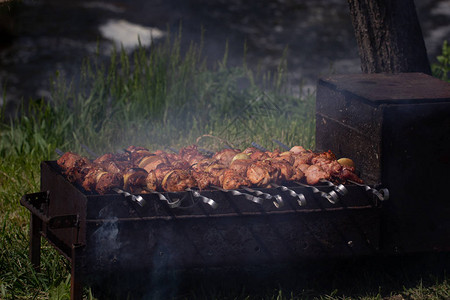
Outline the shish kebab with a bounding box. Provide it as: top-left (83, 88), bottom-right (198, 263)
top-left (56, 148), bottom-right (217, 208)
top-left (56, 144), bottom-right (364, 207)
top-left (164, 147), bottom-right (268, 206)
top-left (272, 139), bottom-right (389, 201)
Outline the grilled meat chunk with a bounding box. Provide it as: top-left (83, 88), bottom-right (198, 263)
top-left (57, 144), bottom-right (363, 193)
top-left (247, 161), bottom-right (280, 187)
top-left (82, 168), bottom-right (123, 194)
top-left (221, 169), bottom-right (251, 190)
top-left (161, 169), bottom-right (197, 192)
top-left (304, 164), bottom-right (330, 185)
top-left (123, 168), bottom-right (147, 193)
top-left (213, 148), bottom-right (240, 165)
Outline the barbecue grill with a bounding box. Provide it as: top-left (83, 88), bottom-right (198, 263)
top-left (21, 72), bottom-right (450, 299)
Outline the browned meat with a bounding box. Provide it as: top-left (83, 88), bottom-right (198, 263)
top-left (57, 152), bottom-right (89, 171)
top-left (247, 161), bottom-right (280, 187)
top-left (93, 153), bottom-right (115, 164)
top-left (266, 149), bottom-right (281, 158)
top-left (292, 152), bottom-right (315, 166)
top-left (291, 168), bottom-right (305, 181)
top-left (229, 159), bottom-right (253, 176)
top-left (274, 152), bottom-right (295, 165)
top-left (340, 167), bottom-right (363, 183)
top-left (146, 170), bottom-right (158, 191)
top-left (125, 146), bottom-right (153, 164)
top-left (213, 148), bottom-right (240, 165)
top-left (179, 145), bottom-right (207, 165)
top-left (161, 169), bottom-right (197, 192)
top-left (146, 166), bottom-right (173, 191)
top-left (138, 155), bottom-right (169, 172)
top-left (271, 160), bottom-right (295, 181)
top-left (57, 152), bottom-right (91, 184)
top-left (57, 144), bottom-right (363, 193)
top-left (242, 147), bottom-right (259, 154)
top-left (123, 168), bottom-right (148, 192)
top-left (316, 159), bottom-right (342, 177)
top-left (304, 165), bottom-right (330, 185)
top-left (221, 169), bottom-right (251, 190)
top-left (297, 163), bottom-right (311, 174)
top-left (289, 145), bottom-right (307, 154)
top-left (191, 171), bottom-right (215, 190)
top-left (249, 151), bottom-right (269, 161)
top-left (311, 150), bottom-right (336, 164)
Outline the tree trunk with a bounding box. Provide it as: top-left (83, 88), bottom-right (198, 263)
top-left (347, 0), bottom-right (431, 74)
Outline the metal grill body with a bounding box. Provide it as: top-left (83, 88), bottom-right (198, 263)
top-left (22, 161), bottom-right (382, 299)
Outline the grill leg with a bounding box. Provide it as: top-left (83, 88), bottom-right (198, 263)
top-left (29, 213), bottom-right (42, 272)
top-left (71, 244), bottom-right (83, 300)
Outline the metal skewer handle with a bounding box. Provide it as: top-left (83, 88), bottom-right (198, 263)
top-left (242, 187), bottom-right (284, 208)
top-left (142, 188), bottom-right (180, 208)
top-left (212, 186), bottom-right (264, 205)
top-left (347, 180), bottom-right (389, 201)
top-left (113, 188), bottom-right (147, 207)
top-left (272, 183), bottom-right (307, 206)
top-left (296, 182), bottom-right (339, 204)
top-left (319, 179), bottom-right (348, 196)
top-left (186, 188), bottom-right (218, 209)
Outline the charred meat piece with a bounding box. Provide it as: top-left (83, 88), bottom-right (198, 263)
top-left (138, 155), bottom-right (169, 173)
top-left (247, 160), bottom-right (281, 187)
top-left (221, 169), bottom-right (251, 190)
top-left (82, 168), bottom-right (123, 194)
top-left (229, 159), bottom-right (253, 176)
top-left (304, 164), bottom-right (330, 185)
top-left (123, 168), bottom-right (148, 193)
top-left (190, 160), bottom-right (226, 190)
top-left (146, 166), bottom-right (172, 191)
top-left (213, 148), bottom-right (241, 165)
top-left (179, 145), bottom-right (207, 165)
top-left (270, 160), bottom-right (296, 182)
top-left (57, 152), bottom-right (91, 184)
top-left (57, 144), bottom-right (363, 193)
top-left (161, 169), bottom-right (197, 192)
top-left (340, 166), bottom-right (363, 183)
top-left (292, 152), bottom-right (315, 166)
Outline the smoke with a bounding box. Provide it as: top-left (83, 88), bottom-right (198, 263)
top-left (91, 205), bottom-right (122, 267)
top-left (142, 224), bottom-right (181, 300)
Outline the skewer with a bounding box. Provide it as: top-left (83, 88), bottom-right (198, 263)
top-left (198, 148), bottom-right (215, 157)
top-left (347, 180), bottom-right (389, 201)
top-left (272, 139), bottom-right (290, 151)
top-left (140, 187), bottom-right (180, 208)
top-left (296, 182), bottom-right (339, 204)
top-left (57, 146), bottom-right (148, 207)
top-left (251, 142), bottom-right (268, 152)
top-left (242, 186), bottom-right (284, 208)
top-left (250, 141), bottom-right (306, 206)
top-left (55, 148), bottom-right (64, 156)
top-left (319, 179), bottom-right (348, 196)
top-left (211, 186), bottom-right (264, 205)
top-left (268, 140), bottom-right (348, 199)
top-left (185, 188), bottom-right (218, 209)
top-left (113, 188), bottom-right (146, 207)
top-left (271, 183), bottom-right (307, 206)
top-left (166, 146), bottom-right (179, 154)
top-left (81, 143), bottom-right (99, 159)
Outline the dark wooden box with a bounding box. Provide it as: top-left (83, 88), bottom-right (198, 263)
top-left (316, 72), bottom-right (450, 253)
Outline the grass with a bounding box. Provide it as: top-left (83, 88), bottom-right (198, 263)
top-left (1, 30), bottom-right (450, 299)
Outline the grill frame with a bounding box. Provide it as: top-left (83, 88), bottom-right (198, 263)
top-left (22, 160), bottom-right (383, 299)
